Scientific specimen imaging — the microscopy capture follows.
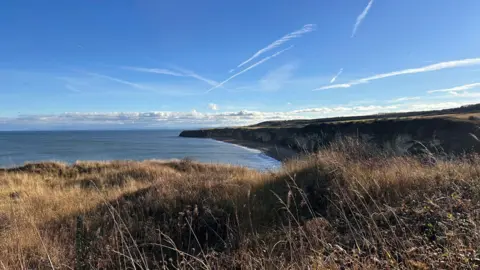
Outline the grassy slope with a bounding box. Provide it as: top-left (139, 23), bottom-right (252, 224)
top-left (248, 103), bottom-right (480, 129)
top-left (1, 139), bottom-right (480, 269)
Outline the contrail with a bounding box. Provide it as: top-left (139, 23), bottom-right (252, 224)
top-left (428, 82), bottom-right (480, 94)
top-left (314, 58), bottom-right (480, 91)
top-left (206, 45), bottom-right (294, 93)
top-left (330, 68), bottom-right (344, 83)
top-left (352, 0), bottom-right (374, 37)
top-left (230, 24), bottom-right (315, 72)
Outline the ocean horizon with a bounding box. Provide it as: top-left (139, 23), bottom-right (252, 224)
top-left (0, 130), bottom-right (280, 171)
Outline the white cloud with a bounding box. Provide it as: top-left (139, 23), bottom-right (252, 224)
top-left (316, 83), bottom-right (352, 90)
top-left (352, 0), bottom-right (374, 37)
top-left (5, 100), bottom-right (478, 130)
top-left (233, 86), bottom-right (254, 91)
top-left (122, 66), bottom-right (219, 87)
top-left (62, 72), bottom-right (207, 97)
top-left (259, 63), bottom-right (296, 91)
top-left (428, 90), bottom-right (480, 99)
top-left (208, 103), bottom-right (219, 110)
top-left (449, 92), bottom-right (480, 98)
top-left (58, 76), bottom-right (93, 87)
top-left (388, 96), bottom-right (421, 103)
top-left (291, 105), bottom-right (397, 114)
top-left (4, 110), bottom-right (300, 128)
top-left (291, 107), bottom-right (352, 114)
top-left (427, 82), bottom-right (480, 94)
top-left (121, 67), bottom-right (184, 77)
top-left (60, 72), bottom-right (211, 97)
top-left (172, 67), bottom-right (220, 87)
top-left (206, 45), bottom-right (294, 93)
top-left (314, 58), bottom-right (480, 91)
top-left (65, 84), bottom-right (81, 93)
top-left (292, 101), bottom-right (480, 116)
top-left (405, 102), bottom-right (471, 111)
top-left (232, 24), bottom-right (315, 72)
top-left (330, 68), bottom-right (344, 83)
top-left (86, 72), bottom-right (152, 91)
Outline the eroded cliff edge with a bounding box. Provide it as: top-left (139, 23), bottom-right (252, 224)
top-left (180, 118), bottom-right (480, 156)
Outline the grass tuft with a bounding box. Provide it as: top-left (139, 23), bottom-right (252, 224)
top-left (1, 138), bottom-right (479, 269)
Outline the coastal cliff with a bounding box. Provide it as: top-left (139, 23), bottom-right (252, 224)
top-left (180, 117), bottom-right (480, 155)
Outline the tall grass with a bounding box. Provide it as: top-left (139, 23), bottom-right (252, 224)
top-left (1, 138), bottom-right (479, 269)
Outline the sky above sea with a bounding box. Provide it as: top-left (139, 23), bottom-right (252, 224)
top-left (1, 0), bottom-right (480, 130)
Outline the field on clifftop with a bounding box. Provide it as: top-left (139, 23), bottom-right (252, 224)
top-left (249, 103), bottom-right (480, 129)
top-left (1, 138), bottom-right (480, 269)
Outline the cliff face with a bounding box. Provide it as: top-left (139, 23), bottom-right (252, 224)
top-left (180, 118), bottom-right (480, 155)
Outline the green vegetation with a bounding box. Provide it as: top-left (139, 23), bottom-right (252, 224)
top-left (1, 138), bottom-right (480, 269)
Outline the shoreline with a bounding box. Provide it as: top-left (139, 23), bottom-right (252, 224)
top-left (0, 137), bottom-right (298, 170)
top-left (210, 137), bottom-right (298, 162)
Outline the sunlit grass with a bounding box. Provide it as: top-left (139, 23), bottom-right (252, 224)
top-left (1, 138), bottom-right (479, 269)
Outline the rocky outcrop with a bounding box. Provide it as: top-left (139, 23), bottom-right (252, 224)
top-left (180, 118), bottom-right (480, 155)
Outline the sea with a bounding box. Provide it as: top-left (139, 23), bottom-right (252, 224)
top-left (0, 130), bottom-right (281, 171)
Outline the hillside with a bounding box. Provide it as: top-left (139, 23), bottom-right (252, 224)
top-left (251, 103), bottom-right (480, 128)
top-left (180, 104), bottom-right (480, 157)
top-left (1, 139), bottom-right (480, 269)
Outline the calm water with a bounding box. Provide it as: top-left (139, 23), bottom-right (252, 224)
top-left (0, 130), bottom-right (280, 170)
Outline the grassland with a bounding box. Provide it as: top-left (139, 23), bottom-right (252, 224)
top-left (248, 103), bottom-right (480, 129)
top-left (1, 138), bottom-right (480, 269)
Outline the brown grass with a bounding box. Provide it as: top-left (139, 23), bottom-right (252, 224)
top-left (1, 138), bottom-right (480, 269)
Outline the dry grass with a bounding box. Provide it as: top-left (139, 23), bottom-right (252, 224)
top-left (1, 139), bottom-right (479, 269)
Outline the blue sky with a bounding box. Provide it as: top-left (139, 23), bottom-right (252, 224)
top-left (1, 0), bottom-right (480, 129)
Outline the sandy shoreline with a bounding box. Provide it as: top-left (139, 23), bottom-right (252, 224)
top-left (211, 137), bottom-right (298, 162)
